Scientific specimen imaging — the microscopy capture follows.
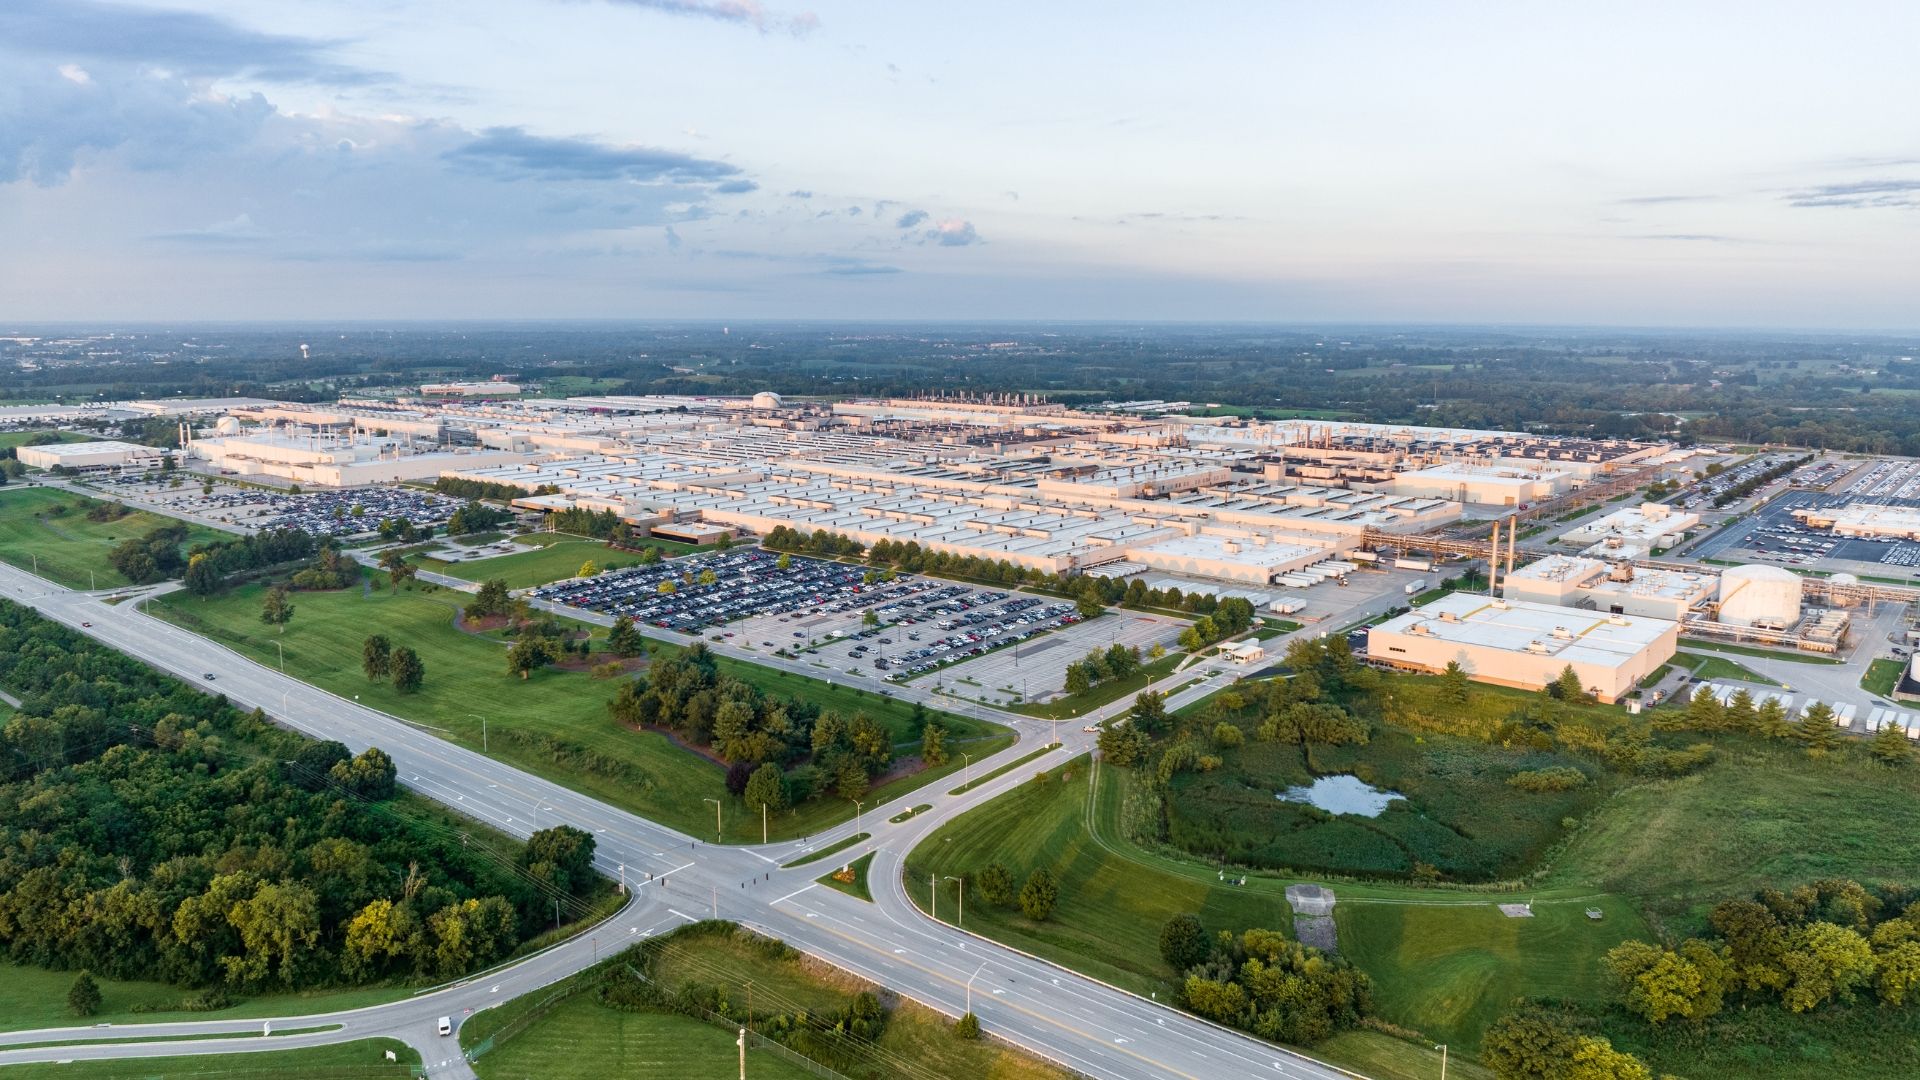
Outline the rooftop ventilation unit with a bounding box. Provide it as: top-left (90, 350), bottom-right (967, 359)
top-left (1524, 640), bottom-right (1552, 654)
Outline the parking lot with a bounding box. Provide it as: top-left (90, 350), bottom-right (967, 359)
top-left (87, 475), bottom-right (463, 537)
top-left (533, 548), bottom-right (973, 638)
top-left (1688, 488), bottom-right (1920, 573)
top-left (1840, 458), bottom-right (1920, 500)
top-left (924, 611), bottom-right (1187, 707)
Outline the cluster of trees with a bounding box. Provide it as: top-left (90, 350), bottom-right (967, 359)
top-left (1481, 1007), bottom-right (1658, 1080)
top-left (1677, 688), bottom-right (1908, 762)
top-left (434, 476), bottom-right (557, 503)
top-left (287, 543), bottom-right (355, 590)
top-left (361, 634), bottom-right (426, 693)
top-left (374, 517), bottom-right (431, 543)
top-left (1604, 879), bottom-right (1920, 1024)
top-left (376, 549), bottom-right (419, 588)
top-left (1163, 920), bottom-right (1373, 1046)
top-left (181, 528), bottom-right (320, 596)
top-left (763, 525), bottom-right (865, 560)
top-left (607, 644), bottom-right (894, 804)
top-left (1176, 597), bottom-right (1256, 651)
top-left (445, 502), bottom-right (512, 536)
top-left (107, 523), bottom-right (192, 585)
top-left (965, 862), bottom-right (1060, 921)
top-left (546, 507), bottom-right (630, 542)
top-left (1063, 643), bottom-right (1143, 695)
top-left (0, 600), bottom-right (578, 991)
top-left (1710, 453), bottom-right (1814, 508)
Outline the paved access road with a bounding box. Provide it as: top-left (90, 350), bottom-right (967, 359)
top-left (0, 562), bottom-right (1363, 1080)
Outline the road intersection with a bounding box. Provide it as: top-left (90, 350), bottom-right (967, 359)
top-left (0, 560), bottom-right (1362, 1080)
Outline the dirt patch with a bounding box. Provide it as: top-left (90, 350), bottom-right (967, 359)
top-left (552, 654), bottom-right (648, 676)
top-left (455, 612), bottom-right (511, 633)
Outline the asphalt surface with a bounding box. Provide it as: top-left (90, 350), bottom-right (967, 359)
top-left (0, 560), bottom-right (1364, 1080)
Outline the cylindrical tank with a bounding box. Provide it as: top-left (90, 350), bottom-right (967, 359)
top-left (214, 415), bottom-right (243, 435)
top-left (1717, 564), bottom-right (1802, 627)
top-left (751, 391), bottom-right (783, 410)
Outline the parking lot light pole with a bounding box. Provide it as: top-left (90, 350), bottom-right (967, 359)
top-left (704, 797), bottom-right (722, 842)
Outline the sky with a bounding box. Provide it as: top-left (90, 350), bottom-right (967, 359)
top-left (2, 0), bottom-right (1918, 327)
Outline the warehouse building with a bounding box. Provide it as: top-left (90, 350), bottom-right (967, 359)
top-left (1563, 502), bottom-right (1699, 552)
top-left (1501, 554), bottom-right (1715, 622)
top-left (1792, 502), bottom-right (1920, 541)
top-left (1386, 464), bottom-right (1571, 506)
top-left (1367, 593), bottom-right (1678, 703)
top-left (15, 440), bottom-right (164, 472)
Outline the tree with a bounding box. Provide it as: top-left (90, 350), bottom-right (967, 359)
top-left (506, 636), bottom-right (558, 680)
top-left (921, 721), bottom-right (948, 766)
top-left (578, 560), bottom-right (599, 579)
top-left (1797, 702), bottom-right (1841, 756)
top-left (390, 647), bottom-right (425, 693)
top-left (1018, 867), bottom-right (1058, 921)
top-left (1871, 724), bottom-right (1914, 766)
top-left (699, 569), bottom-right (718, 587)
top-left (1063, 663), bottom-right (1092, 696)
top-left (67, 971), bottom-right (101, 1017)
top-left (954, 1011), bottom-right (980, 1039)
top-left (775, 552), bottom-right (791, 570)
top-left (1723, 688), bottom-right (1758, 732)
top-left (260, 585), bottom-right (294, 633)
top-left (183, 552), bottom-right (223, 596)
top-left (468, 579), bottom-right (511, 619)
top-left (1159, 913), bottom-right (1209, 972)
top-left (1178, 626), bottom-right (1203, 651)
top-left (1755, 697), bottom-right (1790, 739)
top-left (1548, 664), bottom-right (1585, 702)
top-left (977, 863), bottom-right (1016, 907)
top-left (378, 550), bottom-right (417, 588)
top-left (1212, 721), bottom-right (1244, 748)
top-left (1684, 686), bottom-right (1724, 730)
top-left (362, 634), bottom-right (392, 682)
top-left (1129, 690), bottom-right (1170, 736)
top-left (606, 614), bottom-right (643, 658)
top-left (657, 579), bottom-right (676, 595)
top-left (1075, 594), bottom-right (1105, 620)
top-left (523, 825), bottom-right (597, 895)
top-left (862, 608), bottom-right (880, 627)
top-left (329, 747), bottom-right (397, 800)
top-left (1481, 1008), bottom-right (1651, 1080)
top-left (1781, 921), bottom-right (1876, 1012)
top-left (1441, 660), bottom-right (1471, 705)
top-left (743, 763), bottom-right (788, 815)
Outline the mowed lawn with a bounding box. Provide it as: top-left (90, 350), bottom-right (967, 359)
top-left (0, 960), bottom-right (413, 1034)
top-left (414, 532), bottom-right (698, 590)
top-left (150, 574), bottom-right (1007, 842)
top-left (473, 996), bottom-right (816, 1080)
top-left (0, 430), bottom-right (92, 450)
top-left (0, 1038), bottom-right (417, 1079)
top-left (0, 487), bottom-right (227, 590)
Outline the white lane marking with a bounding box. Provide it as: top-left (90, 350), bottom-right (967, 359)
top-left (770, 881), bottom-right (820, 906)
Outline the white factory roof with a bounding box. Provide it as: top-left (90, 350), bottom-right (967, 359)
top-left (1372, 593), bottom-right (1676, 667)
top-left (1814, 503), bottom-right (1920, 533)
top-left (1507, 554), bottom-right (1715, 603)
top-left (1397, 464), bottom-right (1554, 486)
top-left (15, 439), bottom-right (157, 459)
top-left (1130, 533), bottom-right (1325, 568)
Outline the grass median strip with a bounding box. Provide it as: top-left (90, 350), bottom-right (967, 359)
top-left (889, 803), bottom-right (931, 823)
top-left (816, 851), bottom-right (875, 902)
top-left (781, 832), bottom-right (870, 868)
top-left (1, 1026), bottom-right (341, 1052)
top-left (946, 743), bottom-right (1060, 795)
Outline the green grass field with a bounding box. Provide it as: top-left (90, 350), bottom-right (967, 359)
top-left (472, 996), bottom-right (816, 1080)
top-left (817, 851), bottom-right (875, 901)
top-left (413, 532), bottom-right (699, 589)
top-left (1677, 638), bottom-right (1842, 665)
top-left (1862, 657), bottom-right (1906, 697)
top-left (1672, 650), bottom-right (1780, 686)
top-left (0, 430), bottom-right (92, 450)
top-left (1008, 652), bottom-right (1184, 718)
top-left (0, 1039), bottom-right (417, 1078)
top-left (0, 488), bottom-right (226, 590)
top-left (0, 962), bottom-right (414, 1034)
top-left (150, 573), bottom-right (1008, 843)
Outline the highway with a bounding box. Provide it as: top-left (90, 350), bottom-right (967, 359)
top-left (0, 560), bottom-right (1365, 1080)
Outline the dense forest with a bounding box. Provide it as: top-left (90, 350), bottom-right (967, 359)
top-left (0, 600), bottom-right (600, 993)
top-left (7, 323), bottom-right (1920, 454)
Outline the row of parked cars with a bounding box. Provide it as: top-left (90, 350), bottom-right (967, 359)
top-left (875, 595), bottom-right (1082, 680)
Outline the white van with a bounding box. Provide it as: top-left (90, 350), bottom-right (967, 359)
top-left (437, 1016), bottom-right (452, 1037)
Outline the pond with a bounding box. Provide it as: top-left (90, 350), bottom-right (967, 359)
top-left (1276, 774), bottom-right (1403, 818)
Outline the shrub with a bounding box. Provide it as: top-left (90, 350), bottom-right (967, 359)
top-left (1507, 766), bottom-right (1588, 792)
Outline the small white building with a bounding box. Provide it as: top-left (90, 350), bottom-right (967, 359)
top-left (1367, 593), bottom-right (1678, 703)
top-left (1563, 502), bottom-right (1699, 551)
top-left (1219, 640), bottom-right (1267, 665)
top-left (1793, 503), bottom-right (1920, 541)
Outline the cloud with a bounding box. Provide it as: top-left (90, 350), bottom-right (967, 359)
top-left (0, 0), bottom-right (386, 85)
top-left (895, 209), bottom-right (929, 228)
top-left (713, 179), bottom-right (758, 194)
top-left (664, 225), bottom-right (683, 251)
top-left (599, 0), bottom-right (821, 37)
top-left (787, 189), bottom-right (813, 198)
top-left (925, 219), bottom-right (982, 246)
top-left (822, 261), bottom-right (902, 276)
top-left (1783, 178), bottom-right (1920, 209)
top-left (147, 213), bottom-right (269, 245)
top-left (1616, 194), bottom-right (1720, 205)
top-left (1625, 233), bottom-right (1752, 244)
top-left (0, 64), bottom-right (276, 185)
top-left (443, 127), bottom-right (743, 184)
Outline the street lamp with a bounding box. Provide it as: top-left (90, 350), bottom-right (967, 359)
top-left (703, 797), bottom-right (722, 842)
top-left (274, 639), bottom-right (284, 672)
top-left (944, 875), bottom-right (965, 926)
top-left (851, 798), bottom-right (865, 835)
top-left (965, 961), bottom-right (988, 1017)
top-left (960, 752), bottom-right (972, 789)
top-left (468, 712), bottom-right (487, 752)
top-left (1435, 1043), bottom-right (1448, 1080)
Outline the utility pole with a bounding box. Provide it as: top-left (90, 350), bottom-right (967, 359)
top-left (470, 713), bottom-right (487, 751)
top-left (762, 802), bottom-right (768, 845)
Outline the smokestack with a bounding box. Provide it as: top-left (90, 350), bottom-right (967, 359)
top-left (1488, 518), bottom-right (1501, 593)
top-left (1506, 515), bottom-right (1517, 585)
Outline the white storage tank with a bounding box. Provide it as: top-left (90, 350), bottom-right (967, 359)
top-left (1717, 564), bottom-right (1802, 628)
top-left (751, 391), bottom-right (784, 410)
